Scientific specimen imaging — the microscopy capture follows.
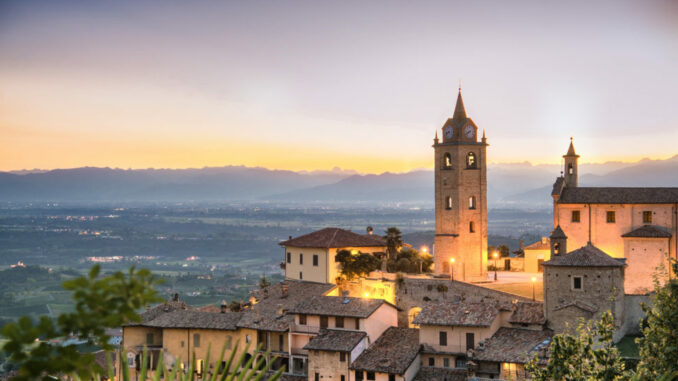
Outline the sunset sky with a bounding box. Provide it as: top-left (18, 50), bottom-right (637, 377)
top-left (1, 0), bottom-right (677, 173)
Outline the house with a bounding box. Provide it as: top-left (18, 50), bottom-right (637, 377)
top-left (280, 227), bottom-right (387, 284)
top-left (350, 327), bottom-right (421, 381)
top-left (551, 138), bottom-right (678, 294)
top-left (305, 329), bottom-right (368, 381)
top-left (523, 237), bottom-right (551, 273)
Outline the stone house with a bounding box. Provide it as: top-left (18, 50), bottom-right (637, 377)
top-left (350, 327), bottom-right (421, 381)
top-left (305, 329), bottom-right (368, 381)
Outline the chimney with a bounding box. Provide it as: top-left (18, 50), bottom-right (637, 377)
top-left (281, 283), bottom-right (289, 297)
top-left (366, 226), bottom-right (373, 235)
top-left (220, 300), bottom-right (228, 313)
top-left (277, 304), bottom-right (284, 316)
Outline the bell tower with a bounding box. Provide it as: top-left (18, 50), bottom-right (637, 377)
top-left (433, 88), bottom-right (488, 282)
top-left (563, 137), bottom-right (579, 187)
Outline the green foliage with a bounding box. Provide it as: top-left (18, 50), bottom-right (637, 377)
top-left (259, 275), bottom-right (270, 290)
top-left (488, 244), bottom-right (510, 258)
top-left (635, 260), bottom-right (678, 380)
top-left (1, 265), bottom-right (162, 380)
top-left (387, 248), bottom-right (433, 274)
top-left (336, 250), bottom-right (381, 280)
top-left (228, 300), bottom-right (243, 312)
top-left (526, 311), bottom-right (626, 381)
top-left (384, 227), bottom-right (403, 260)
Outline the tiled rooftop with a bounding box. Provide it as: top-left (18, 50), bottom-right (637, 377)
top-left (303, 329), bottom-right (366, 352)
top-left (135, 299), bottom-right (192, 324)
top-left (542, 243), bottom-right (625, 267)
top-left (141, 309), bottom-right (241, 330)
top-left (472, 327), bottom-right (552, 364)
top-left (509, 302), bottom-right (546, 325)
top-left (350, 327), bottom-right (420, 375)
top-left (289, 295), bottom-right (388, 318)
top-left (412, 301), bottom-right (499, 327)
top-left (279, 227), bottom-right (386, 248)
top-left (413, 367), bottom-right (467, 381)
top-left (558, 187), bottom-right (678, 204)
top-left (524, 238), bottom-right (550, 251)
top-left (622, 225), bottom-right (672, 238)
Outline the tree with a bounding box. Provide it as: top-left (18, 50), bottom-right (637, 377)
top-left (526, 311), bottom-right (626, 381)
top-left (635, 260), bottom-right (678, 380)
top-left (387, 248), bottom-right (433, 273)
top-left (336, 250), bottom-right (381, 280)
top-left (259, 274), bottom-right (270, 289)
top-left (488, 244), bottom-right (510, 258)
top-left (384, 227), bottom-right (403, 261)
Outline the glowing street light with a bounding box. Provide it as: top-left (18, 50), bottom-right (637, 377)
top-left (492, 251), bottom-right (499, 281)
top-left (531, 276), bottom-right (537, 301)
top-left (420, 246), bottom-right (428, 254)
top-left (364, 292), bottom-right (369, 298)
top-left (449, 258), bottom-right (455, 282)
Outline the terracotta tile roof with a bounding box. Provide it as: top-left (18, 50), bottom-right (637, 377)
top-left (412, 301), bottom-right (499, 327)
top-left (542, 243), bottom-right (624, 267)
top-left (524, 238), bottom-right (550, 251)
top-left (622, 225), bottom-right (672, 238)
top-left (413, 367), bottom-right (467, 381)
top-left (509, 302), bottom-right (546, 325)
top-left (238, 280), bottom-right (335, 332)
top-left (135, 299), bottom-right (193, 324)
top-left (472, 327), bottom-right (552, 364)
top-left (141, 309), bottom-right (241, 330)
top-left (279, 227), bottom-right (386, 248)
top-left (303, 329), bottom-right (366, 352)
top-left (554, 300), bottom-right (597, 313)
top-left (350, 327), bottom-right (419, 375)
top-left (289, 295), bottom-right (388, 318)
top-left (558, 187), bottom-right (678, 204)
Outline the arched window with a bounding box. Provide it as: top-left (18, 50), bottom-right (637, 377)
top-left (469, 221), bottom-right (475, 233)
top-left (445, 196), bottom-right (452, 210)
top-left (466, 152), bottom-right (477, 168)
top-left (469, 196), bottom-right (476, 209)
top-left (554, 242), bottom-right (560, 252)
top-left (444, 153), bottom-right (452, 169)
top-left (568, 163), bottom-right (574, 175)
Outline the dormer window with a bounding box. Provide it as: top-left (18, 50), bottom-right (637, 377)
top-left (444, 153), bottom-right (452, 169)
top-left (466, 152), bottom-right (477, 169)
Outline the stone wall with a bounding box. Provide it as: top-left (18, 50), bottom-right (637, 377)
top-left (621, 294), bottom-right (651, 337)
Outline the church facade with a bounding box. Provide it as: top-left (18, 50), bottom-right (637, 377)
top-left (433, 90), bottom-right (488, 282)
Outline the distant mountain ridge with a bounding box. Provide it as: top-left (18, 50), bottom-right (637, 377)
top-left (1, 156), bottom-right (677, 206)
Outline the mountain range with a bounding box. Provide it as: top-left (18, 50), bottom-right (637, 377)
top-left (1, 155), bottom-right (677, 207)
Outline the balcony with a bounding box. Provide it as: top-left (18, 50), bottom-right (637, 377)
top-left (290, 323), bottom-right (320, 335)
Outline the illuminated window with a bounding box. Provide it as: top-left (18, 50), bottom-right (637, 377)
top-left (446, 196), bottom-right (452, 210)
top-left (469, 196), bottom-right (476, 209)
top-left (643, 211), bottom-right (652, 224)
top-left (606, 211), bottom-right (616, 223)
top-left (571, 210), bottom-right (581, 222)
top-left (444, 153), bottom-right (452, 169)
top-left (568, 163), bottom-right (574, 175)
top-left (466, 152), bottom-right (477, 168)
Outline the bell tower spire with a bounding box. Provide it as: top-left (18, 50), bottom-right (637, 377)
top-left (563, 137), bottom-right (580, 187)
top-left (453, 88), bottom-right (467, 121)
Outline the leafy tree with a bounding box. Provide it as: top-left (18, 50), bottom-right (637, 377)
top-left (635, 260), bottom-right (678, 380)
top-left (336, 250), bottom-right (381, 280)
top-left (526, 311), bottom-right (626, 381)
top-left (488, 244), bottom-right (510, 258)
top-left (1, 265), bottom-right (161, 380)
top-left (384, 227), bottom-right (403, 261)
top-left (387, 248), bottom-right (433, 273)
top-left (259, 275), bottom-right (270, 289)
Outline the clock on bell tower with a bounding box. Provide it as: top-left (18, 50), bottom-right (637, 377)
top-left (432, 88), bottom-right (488, 282)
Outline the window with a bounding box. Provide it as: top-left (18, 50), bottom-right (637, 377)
top-left (193, 333), bottom-right (201, 348)
top-left (299, 314), bottom-right (307, 325)
top-left (469, 221), bottom-right (475, 233)
top-left (607, 211), bottom-right (616, 223)
top-left (568, 163), bottom-right (574, 175)
top-left (341, 376), bottom-right (345, 381)
top-left (455, 358), bottom-right (468, 368)
top-left (320, 316), bottom-right (328, 328)
top-left (444, 153), bottom-right (452, 168)
top-left (354, 318), bottom-right (360, 330)
top-left (226, 335), bottom-right (232, 349)
top-left (367, 372), bottom-right (375, 380)
top-left (356, 371), bottom-right (364, 381)
top-left (466, 333), bottom-right (475, 350)
top-left (469, 196), bottom-right (476, 209)
top-left (180, 340), bottom-right (185, 348)
top-left (246, 334), bottom-right (251, 344)
top-left (196, 359), bottom-right (204, 377)
top-left (336, 316), bottom-right (344, 328)
top-left (443, 358), bottom-right (450, 368)
top-left (278, 334), bottom-right (284, 351)
top-left (146, 333), bottom-right (154, 345)
top-left (389, 375), bottom-right (396, 381)
top-left (428, 357), bottom-right (435, 366)
top-left (313, 254), bottom-right (318, 266)
top-left (573, 276), bottom-right (583, 290)
top-left (315, 373), bottom-right (319, 381)
top-left (572, 210), bottom-right (581, 222)
top-left (466, 152), bottom-right (477, 168)
top-left (287, 252), bottom-right (291, 263)
top-left (340, 352), bottom-right (346, 362)
top-left (300, 253), bottom-right (303, 265)
top-left (439, 331), bottom-right (447, 346)
top-left (643, 211), bottom-right (652, 224)
top-left (299, 272), bottom-right (303, 279)
top-left (445, 196), bottom-right (452, 210)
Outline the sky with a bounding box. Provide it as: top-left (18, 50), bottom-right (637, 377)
top-left (1, 0), bottom-right (677, 174)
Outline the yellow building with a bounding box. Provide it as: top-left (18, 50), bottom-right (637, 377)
top-left (523, 237), bottom-right (551, 273)
top-left (551, 139), bottom-right (678, 294)
top-left (280, 227), bottom-right (387, 284)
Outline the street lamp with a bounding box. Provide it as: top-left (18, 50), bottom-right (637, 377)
top-left (449, 258), bottom-right (455, 282)
top-left (531, 276), bottom-right (537, 301)
top-left (492, 251), bottom-right (499, 281)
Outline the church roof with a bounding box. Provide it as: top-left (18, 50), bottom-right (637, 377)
top-left (557, 187), bottom-right (678, 204)
top-left (622, 225), bottom-right (672, 238)
top-left (549, 225), bottom-right (567, 239)
top-left (564, 138), bottom-right (579, 157)
top-left (279, 227), bottom-right (386, 248)
top-left (551, 177), bottom-right (565, 196)
top-left (542, 243), bottom-right (624, 267)
top-left (453, 90), bottom-right (467, 121)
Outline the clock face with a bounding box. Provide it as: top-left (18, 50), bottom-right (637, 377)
top-left (444, 126), bottom-right (453, 138)
top-left (464, 125), bottom-right (474, 138)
